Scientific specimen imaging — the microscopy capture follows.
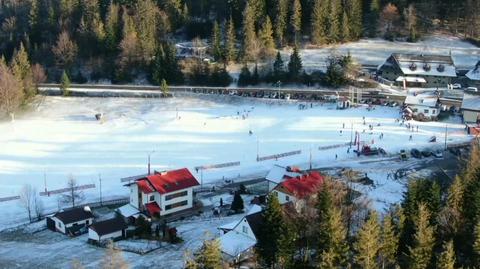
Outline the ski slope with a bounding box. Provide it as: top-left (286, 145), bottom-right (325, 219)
top-left (0, 94), bottom-right (472, 228)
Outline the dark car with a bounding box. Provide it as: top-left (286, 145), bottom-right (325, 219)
top-left (411, 149), bottom-right (422, 159)
top-left (421, 150), bottom-right (432, 157)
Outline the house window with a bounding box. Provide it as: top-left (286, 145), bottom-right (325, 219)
top-left (165, 191), bottom-right (188, 201)
top-left (242, 226), bottom-right (248, 234)
top-left (432, 109), bottom-right (436, 114)
top-left (165, 200), bottom-right (188, 210)
top-left (86, 220), bottom-right (89, 225)
top-left (149, 195), bottom-right (155, 202)
top-left (424, 109), bottom-right (429, 114)
top-left (286, 195), bottom-right (290, 201)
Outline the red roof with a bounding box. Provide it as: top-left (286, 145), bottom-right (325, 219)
top-left (145, 202), bottom-right (161, 215)
top-left (137, 179), bottom-right (155, 194)
top-left (143, 168), bottom-right (199, 194)
top-left (279, 171), bottom-right (324, 198)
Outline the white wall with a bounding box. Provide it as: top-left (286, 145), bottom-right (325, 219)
top-left (88, 229), bottom-right (123, 242)
top-left (159, 187), bottom-right (193, 216)
top-left (233, 218), bottom-right (257, 240)
top-left (464, 110), bottom-right (480, 123)
top-left (129, 183), bottom-right (139, 208)
top-left (411, 105), bottom-right (440, 117)
top-left (272, 190), bottom-right (296, 205)
top-left (53, 217), bottom-right (93, 234)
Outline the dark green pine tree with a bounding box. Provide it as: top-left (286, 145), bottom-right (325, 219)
top-left (311, 0), bottom-right (330, 45)
top-left (290, 0), bottom-right (302, 44)
top-left (252, 63), bottom-right (260, 85)
top-left (367, 0), bottom-right (380, 37)
top-left (329, 0), bottom-right (342, 43)
top-left (257, 194), bottom-right (285, 268)
top-left (287, 46), bottom-right (302, 82)
top-left (230, 191), bottom-right (244, 213)
top-left (273, 51), bottom-right (285, 81)
top-left (238, 64), bottom-right (252, 86)
top-left (151, 43), bottom-right (184, 85)
top-left (277, 219), bottom-right (296, 268)
top-left (317, 185), bottom-right (333, 254)
top-left (225, 16), bottom-right (237, 63)
top-left (211, 21), bottom-right (223, 62)
top-left (104, 3), bottom-right (121, 55)
top-left (341, 10), bottom-right (351, 42)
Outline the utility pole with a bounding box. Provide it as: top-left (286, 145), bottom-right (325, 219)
top-left (350, 122), bottom-right (353, 147)
top-left (444, 124), bottom-right (448, 151)
top-left (147, 150), bottom-right (155, 175)
top-left (256, 137), bottom-right (259, 161)
top-left (44, 171), bottom-right (48, 196)
top-left (99, 174), bottom-right (102, 205)
top-left (309, 147), bottom-right (312, 170)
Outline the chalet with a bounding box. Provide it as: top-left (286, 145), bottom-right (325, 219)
top-left (377, 53), bottom-right (456, 88)
top-left (46, 207), bottom-right (94, 236)
top-left (218, 205), bottom-right (263, 261)
top-left (461, 93), bottom-right (480, 124)
top-left (404, 94), bottom-right (440, 120)
top-left (466, 61), bottom-right (480, 87)
top-left (125, 168), bottom-right (200, 218)
top-left (88, 217), bottom-right (128, 243)
top-left (271, 171), bottom-right (325, 209)
top-left (265, 165), bottom-right (303, 191)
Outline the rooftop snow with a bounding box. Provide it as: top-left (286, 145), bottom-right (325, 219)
top-left (462, 93), bottom-right (480, 111)
top-left (405, 94), bottom-right (438, 107)
top-left (219, 231), bottom-right (256, 257)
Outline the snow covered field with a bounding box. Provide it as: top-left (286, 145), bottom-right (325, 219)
top-left (0, 94), bottom-right (472, 228)
top-left (297, 35), bottom-right (480, 72)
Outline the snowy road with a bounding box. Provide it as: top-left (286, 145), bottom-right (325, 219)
top-left (0, 94), bottom-right (472, 229)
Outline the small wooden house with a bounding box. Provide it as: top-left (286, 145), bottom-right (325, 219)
top-left (46, 207), bottom-right (94, 236)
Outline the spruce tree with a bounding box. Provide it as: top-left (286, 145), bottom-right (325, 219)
top-left (408, 203), bottom-right (435, 269)
top-left (60, 71), bottom-right (71, 96)
top-left (275, 0), bottom-right (289, 46)
top-left (355, 211), bottom-right (381, 269)
top-left (474, 221), bottom-right (480, 267)
top-left (341, 10), bottom-right (351, 42)
top-left (367, 0), bottom-right (380, 37)
top-left (252, 64), bottom-right (260, 85)
top-left (288, 46), bottom-right (302, 81)
top-left (259, 16), bottom-right (276, 60)
top-left (105, 3), bottom-right (121, 55)
top-left (257, 194), bottom-right (285, 267)
top-left (197, 239), bottom-right (223, 269)
top-left (317, 184), bottom-right (333, 253)
top-left (350, 0), bottom-right (363, 40)
top-left (230, 192), bottom-right (244, 213)
top-left (380, 213), bottom-right (399, 268)
top-left (290, 0), bottom-right (302, 44)
top-left (225, 17), bottom-right (237, 63)
top-left (211, 21), bottom-right (223, 62)
top-left (438, 240), bottom-right (456, 269)
top-left (277, 219), bottom-right (296, 268)
top-left (10, 43), bottom-right (34, 97)
top-left (311, 0), bottom-right (329, 45)
top-left (243, 2), bottom-right (259, 61)
top-left (329, 0), bottom-right (342, 43)
top-left (273, 51), bottom-right (285, 81)
top-left (238, 64), bottom-right (252, 86)
top-left (326, 207), bottom-right (349, 267)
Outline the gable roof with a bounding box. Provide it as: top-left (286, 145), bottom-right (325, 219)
top-left (141, 168), bottom-right (200, 194)
top-left (462, 93), bottom-right (480, 111)
top-left (275, 171), bottom-right (325, 199)
top-left (53, 207), bottom-right (94, 225)
top-left (466, 61), bottom-right (480, 81)
top-left (388, 53), bottom-right (457, 77)
top-left (89, 218), bottom-right (127, 236)
top-left (137, 179), bottom-right (155, 194)
top-left (265, 165), bottom-right (303, 184)
top-left (405, 94), bottom-right (439, 107)
top-left (244, 211), bottom-right (264, 239)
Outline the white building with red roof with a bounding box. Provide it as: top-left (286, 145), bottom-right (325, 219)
top-left (271, 171), bottom-right (324, 208)
top-left (125, 168), bottom-right (200, 217)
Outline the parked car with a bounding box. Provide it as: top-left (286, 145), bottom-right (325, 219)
top-left (451, 83), bottom-right (462, 89)
top-left (421, 150), bottom-right (432, 157)
top-left (400, 149), bottom-right (408, 161)
top-left (411, 149), bottom-right (422, 158)
top-left (432, 151), bottom-right (443, 158)
top-left (467, 87), bottom-right (478, 92)
top-left (389, 102), bottom-right (399, 107)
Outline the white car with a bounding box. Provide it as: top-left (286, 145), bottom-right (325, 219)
top-left (467, 87), bottom-right (478, 92)
top-left (451, 83), bottom-right (462, 89)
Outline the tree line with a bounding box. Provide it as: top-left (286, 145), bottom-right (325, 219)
top-left (183, 141), bottom-right (480, 268)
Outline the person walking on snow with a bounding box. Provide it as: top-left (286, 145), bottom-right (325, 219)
top-left (409, 135), bottom-right (413, 141)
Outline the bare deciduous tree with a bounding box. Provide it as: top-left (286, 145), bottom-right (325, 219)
top-left (52, 31), bottom-right (78, 69)
top-left (100, 241), bottom-right (129, 269)
top-left (19, 184), bottom-right (37, 222)
top-left (61, 175), bottom-right (85, 208)
top-left (0, 60), bottom-right (23, 120)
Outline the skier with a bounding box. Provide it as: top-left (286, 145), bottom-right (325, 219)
top-left (409, 135), bottom-right (413, 141)
top-left (335, 154), bottom-right (338, 160)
